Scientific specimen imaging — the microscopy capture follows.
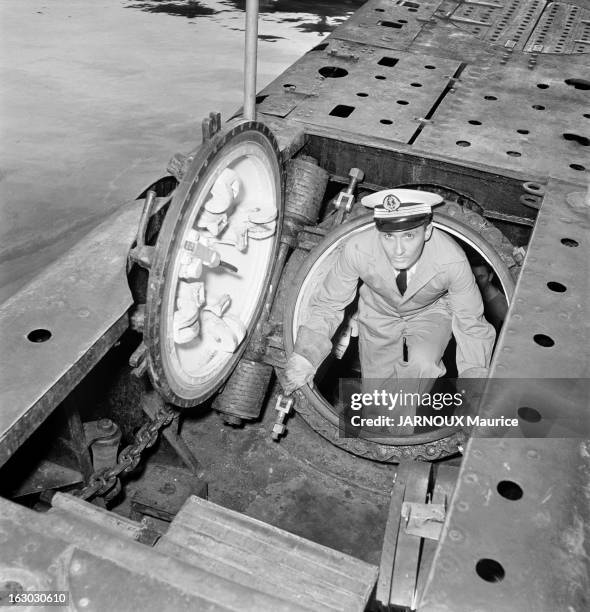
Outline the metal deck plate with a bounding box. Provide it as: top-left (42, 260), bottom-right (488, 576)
top-left (330, 0), bottom-right (443, 51)
top-left (446, 0), bottom-right (546, 49)
top-left (419, 178), bottom-right (590, 610)
top-left (415, 52), bottom-right (590, 183)
top-left (259, 40), bottom-right (460, 143)
top-left (525, 1), bottom-right (590, 54)
top-left (0, 202), bottom-right (143, 469)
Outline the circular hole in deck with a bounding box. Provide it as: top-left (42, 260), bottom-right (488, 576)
top-left (507, 151), bottom-right (521, 157)
top-left (497, 480), bottom-right (523, 500)
top-left (456, 140), bottom-right (471, 147)
top-left (533, 334), bottom-right (555, 347)
top-left (570, 164), bottom-right (586, 171)
top-left (532, 104), bottom-right (545, 110)
top-left (411, 82), bottom-right (422, 87)
top-left (547, 281), bottom-right (567, 292)
top-left (518, 406), bottom-right (542, 423)
top-left (475, 559), bottom-right (505, 583)
top-left (561, 238), bottom-right (579, 247)
top-left (517, 129), bottom-right (530, 134)
top-left (375, 75), bottom-right (386, 80)
top-left (380, 119), bottom-right (393, 125)
top-left (536, 83), bottom-right (549, 89)
top-left (27, 329), bottom-right (52, 343)
top-left (468, 120), bottom-right (482, 125)
top-left (484, 95), bottom-right (498, 100)
top-left (356, 92), bottom-right (369, 97)
top-left (424, 65), bottom-right (436, 69)
top-left (318, 66), bottom-right (348, 78)
top-left (397, 100), bottom-right (409, 105)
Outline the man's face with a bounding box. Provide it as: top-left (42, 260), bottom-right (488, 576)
top-left (472, 265), bottom-right (492, 291)
top-left (378, 223), bottom-right (432, 270)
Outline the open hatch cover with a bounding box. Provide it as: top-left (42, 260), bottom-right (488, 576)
top-left (144, 120), bottom-right (283, 407)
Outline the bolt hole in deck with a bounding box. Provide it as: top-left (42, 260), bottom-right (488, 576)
top-left (497, 480), bottom-right (523, 500)
top-left (27, 329), bottom-right (52, 343)
top-left (475, 559), bottom-right (505, 583)
top-left (547, 281), bottom-right (567, 292)
top-left (565, 78), bottom-right (590, 90)
top-left (561, 238), bottom-right (579, 247)
top-left (563, 133), bottom-right (590, 146)
top-left (518, 406), bottom-right (542, 423)
top-left (379, 21), bottom-right (403, 29)
top-left (318, 66), bottom-right (348, 78)
top-left (534, 334), bottom-right (555, 347)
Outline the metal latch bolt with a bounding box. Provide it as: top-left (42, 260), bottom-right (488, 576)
top-left (401, 500), bottom-right (446, 540)
top-left (272, 394), bottom-right (294, 441)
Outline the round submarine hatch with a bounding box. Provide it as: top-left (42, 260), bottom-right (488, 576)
top-left (280, 199), bottom-right (519, 463)
top-left (143, 119), bottom-right (283, 407)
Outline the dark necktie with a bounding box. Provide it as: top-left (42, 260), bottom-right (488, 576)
top-left (396, 269), bottom-right (407, 295)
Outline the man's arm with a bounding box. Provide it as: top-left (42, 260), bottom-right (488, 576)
top-left (446, 260), bottom-right (496, 375)
top-left (294, 240), bottom-right (361, 369)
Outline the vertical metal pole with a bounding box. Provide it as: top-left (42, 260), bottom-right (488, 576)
top-left (244, 0), bottom-right (259, 120)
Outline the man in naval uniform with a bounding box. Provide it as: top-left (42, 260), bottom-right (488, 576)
top-left (283, 189), bottom-right (496, 398)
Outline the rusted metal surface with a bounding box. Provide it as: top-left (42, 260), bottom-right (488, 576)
top-left (418, 179), bottom-right (590, 610)
top-left (330, 0), bottom-right (443, 51)
top-left (525, 1), bottom-right (590, 54)
top-left (131, 463), bottom-right (207, 523)
top-left (414, 53), bottom-right (590, 184)
top-left (0, 201), bottom-right (143, 469)
top-left (493, 179), bottom-right (589, 378)
top-left (259, 39), bottom-right (460, 144)
top-left (156, 495), bottom-right (378, 612)
top-left (418, 439), bottom-right (590, 611)
top-left (0, 496), bottom-right (311, 612)
top-left (443, 0), bottom-right (546, 49)
top-left (9, 460), bottom-right (82, 498)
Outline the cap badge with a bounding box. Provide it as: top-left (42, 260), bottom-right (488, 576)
top-left (383, 194), bottom-right (402, 211)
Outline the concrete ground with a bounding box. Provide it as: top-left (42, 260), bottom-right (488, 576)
top-left (0, 0), bottom-right (359, 303)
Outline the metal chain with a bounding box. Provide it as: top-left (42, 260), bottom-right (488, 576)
top-left (73, 405), bottom-right (176, 501)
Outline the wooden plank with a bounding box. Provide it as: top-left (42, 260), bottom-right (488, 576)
top-left (157, 495), bottom-right (378, 612)
top-left (1, 496), bottom-right (308, 612)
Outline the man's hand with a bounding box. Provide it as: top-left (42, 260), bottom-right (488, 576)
top-left (460, 366), bottom-right (489, 378)
top-left (283, 353), bottom-right (316, 395)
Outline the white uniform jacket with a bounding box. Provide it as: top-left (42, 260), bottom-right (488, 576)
top-left (294, 227), bottom-right (496, 378)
